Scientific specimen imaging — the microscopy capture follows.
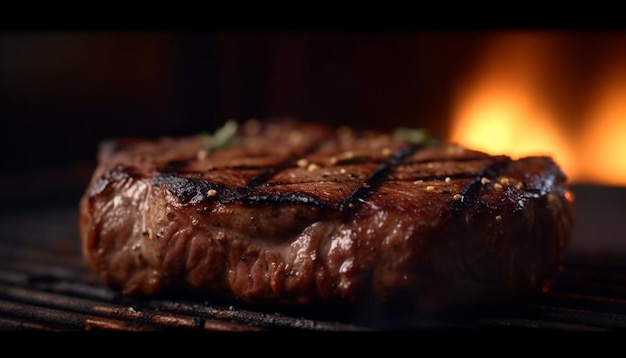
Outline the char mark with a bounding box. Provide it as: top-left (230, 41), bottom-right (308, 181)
top-left (450, 156), bottom-right (513, 212)
top-left (246, 136), bottom-right (331, 189)
top-left (154, 174), bottom-right (337, 209)
top-left (246, 166), bottom-right (283, 189)
top-left (153, 175), bottom-right (239, 205)
top-left (342, 145), bottom-right (417, 210)
top-left (156, 134), bottom-right (338, 207)
top-left (242, 193), bottom-right (337, 209)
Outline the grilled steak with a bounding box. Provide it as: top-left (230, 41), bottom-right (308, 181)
top-left (78, 118), bottom-right (575, 315)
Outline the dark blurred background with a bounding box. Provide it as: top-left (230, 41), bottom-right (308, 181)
top-left (0, 30), bottom-right (484, 169)
top-left (1, 28), bottom-right (624, 208)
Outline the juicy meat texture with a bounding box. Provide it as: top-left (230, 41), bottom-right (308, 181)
top-left (78, 119), bottom-right (575, 314)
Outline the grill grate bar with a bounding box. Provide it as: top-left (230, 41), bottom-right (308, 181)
top-left (0, 283), bottom-right (269, 331)
top-left (0, 316), bottom-right (67, 331)
top-left (144, 300), bottom-right (373, 331)
top-left (0, 268), bottom-right (113, 301)
top-left (0, 299), bottom-right (89, 331)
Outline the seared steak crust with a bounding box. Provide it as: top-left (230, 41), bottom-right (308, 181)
top-left (79, 119), bottom-right (575, 314)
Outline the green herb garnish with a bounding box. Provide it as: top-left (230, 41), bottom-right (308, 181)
top-left (200, 119), bottom-right (238, 150)
top-left (394, 127), bottom-right (439, 146)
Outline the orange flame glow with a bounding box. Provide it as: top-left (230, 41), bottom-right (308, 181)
top-left (578, 55), bottom-right (626, 186)
top-left (450, 32), bottom-right (626, 187)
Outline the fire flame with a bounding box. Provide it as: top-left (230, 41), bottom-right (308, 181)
top-left (578, 55), bottom-right (626, 186)
top-left (450, 32), bottom-right (626, 187)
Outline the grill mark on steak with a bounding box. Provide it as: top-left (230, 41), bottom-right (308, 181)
top-left (153, 145), bottom-right (512, 212)
top-left (242, 191), bottom-right (339, 209)
top-left (153, 176), bottom-right (238, 205)
top-left (449, 156), bottom-right (513, 212)
top-left (387, 154), bottom-right (494, 183)
top-left (245, 126), bottom-right (339, 189)
top-left (341, 145), bottom-right (417, 211)
top-left (163, 129), bottom-right (341, 206)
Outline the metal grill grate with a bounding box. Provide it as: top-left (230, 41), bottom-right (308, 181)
top-left (1, 189), bottom-right (625, 331)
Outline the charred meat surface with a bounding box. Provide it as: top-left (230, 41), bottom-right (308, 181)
top-left (78, 119), bottom-right (575, 315)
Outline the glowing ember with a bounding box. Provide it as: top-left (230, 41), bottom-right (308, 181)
top-left (450, 32), bottom-right (626, 187)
